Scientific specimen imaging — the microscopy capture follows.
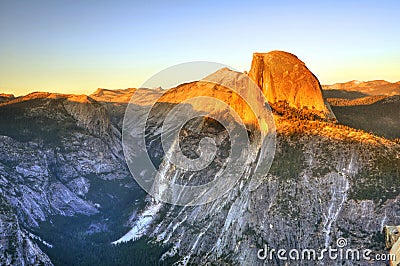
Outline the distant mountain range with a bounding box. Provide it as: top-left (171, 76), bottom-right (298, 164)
top-left (323, 80), bottom-right (400, 97)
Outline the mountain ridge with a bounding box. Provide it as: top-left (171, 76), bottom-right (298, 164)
top-left (323, 80), bottom-right (400, 96)
top-left (0, 51), bottom-right (399, 265)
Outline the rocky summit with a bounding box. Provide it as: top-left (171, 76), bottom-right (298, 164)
top-left (248, 51), bottom-right (335, 120)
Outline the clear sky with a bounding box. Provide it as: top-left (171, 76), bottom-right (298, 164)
top-left (0, 0), bottom-right (399, 96)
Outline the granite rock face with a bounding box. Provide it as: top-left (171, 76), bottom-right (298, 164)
top-left (0, 194), bottom-right (53, 265)
top-left (115, 67), bottom-right (399, 265)
top-left (0, 92), bottom-right (135, 264)
top-left (248, 51), bottom-right (334, 119)
top-left (385, 226), bottom-right (400, 265)
top-left (118, 113), bottom-right (400, 265)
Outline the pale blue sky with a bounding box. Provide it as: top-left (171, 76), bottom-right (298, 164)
top-left (0, 0), bottom-right (399, 95)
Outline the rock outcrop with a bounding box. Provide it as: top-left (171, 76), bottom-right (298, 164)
top-left (0, 194), bottom-right (53, 265)
top-left (62, 94), bottom-right (112, 139)
top-left (248, 51), bottom-right (334, 119)
top-left (385, 226), bottom-right (400, 266)
top-left (90, 88), bottom-right (140, 130)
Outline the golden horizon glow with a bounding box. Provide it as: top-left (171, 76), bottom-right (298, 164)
top-left (1, 1), bottom-right (399, 96)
